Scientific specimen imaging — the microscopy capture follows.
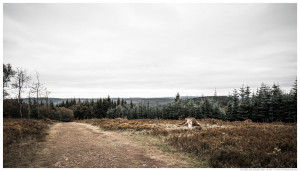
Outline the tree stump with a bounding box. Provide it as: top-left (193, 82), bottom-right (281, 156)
top-left (244, 119), bottom-right (253, 123)
top-left (179, 117), bottom-right (201, 128)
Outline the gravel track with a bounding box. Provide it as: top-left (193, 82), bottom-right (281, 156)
top-left (31, 122), bottom-right (190, 168)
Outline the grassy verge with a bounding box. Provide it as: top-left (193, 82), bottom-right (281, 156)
top-left (3, 118), bottom-right (54, 168)
top-left (78, 118), bottom-right (297, 168)
top-left (120, 130), bottom-right (208, 167)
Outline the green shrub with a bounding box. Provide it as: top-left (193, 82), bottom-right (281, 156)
top-left (39, 106), bottom-right (55, 119)
top-left (54, 107), bottom-right (74, 122)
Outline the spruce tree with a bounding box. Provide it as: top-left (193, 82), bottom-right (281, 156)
top-left (226, 101), bottom-right (233, 121)
top-left (3, 63), bottom-right (15, 98)
top-left (239, 86), bottom-right (252, 120)
top-left (270, 84), bottom-right (284, 122)
top-left (175, 92), bottom-right (180, 102)
top-left (291, 80), bottom-right (297, 122)
top-left (257, 83), bottom-right (272, 122)
top-left (232, 89), bottom-right (240, 121)
top-left (130, 100), bottom-right (134, 108)
top-left (117, 97), bottom-right (120, 106)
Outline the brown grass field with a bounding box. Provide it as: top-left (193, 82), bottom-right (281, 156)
top-left (3, 118), bottom-right (54, 146)
top-left (3, 118), bottom-right (54, 167)
top-left (78, 118), bottom-right (297, 168)
top-left (3, 118), bottom-right (297, 168)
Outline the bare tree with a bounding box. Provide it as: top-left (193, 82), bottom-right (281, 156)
top-left (12, 68), bottom-right (31, 118)
top-left (31, 72), bottom-right (43, 119)
top-left (44, 88), bottom-right (51, 108)
top-left (28, 89), bottom-right (32, 119)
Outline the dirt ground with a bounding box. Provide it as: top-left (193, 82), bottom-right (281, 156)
top-left (30, 122), bottom-right (196, 168)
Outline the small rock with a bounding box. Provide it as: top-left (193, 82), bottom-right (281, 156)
top-left (54, 162), bottom-right (61, 167)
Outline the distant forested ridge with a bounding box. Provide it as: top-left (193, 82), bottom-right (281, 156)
top-left (6, 83), bottom-right (296, 123)
top-left (55, 82), bottom-right (297, 122)
top-left (21, 97), bottom-right (177, 106)
top-left (3, 63), bottom-right (297, 123)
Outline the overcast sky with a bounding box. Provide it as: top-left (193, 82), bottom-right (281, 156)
top-left (3, 3), bottom-right (297, 98)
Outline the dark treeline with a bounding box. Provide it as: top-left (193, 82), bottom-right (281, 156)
top-left (53, 95), bottom-right (225, 120)
top-left (53, 81), bottom-right (297, 123)
top-left (226, 83), bottom-right (297, 122)
top-left (3, 63), bottom-right (297, 123)
top-left (56, 96), bottom-right (127, 119)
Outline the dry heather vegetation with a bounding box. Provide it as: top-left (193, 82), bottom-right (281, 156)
top-left (3, 118), bottom-right (54, 167)
top-left (4, 118), bottom-right (54, 146)
top-left (78, 118), bottom-right (297, 168)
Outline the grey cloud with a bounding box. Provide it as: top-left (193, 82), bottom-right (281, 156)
top-left (3, 3), bottom-right (297, 98)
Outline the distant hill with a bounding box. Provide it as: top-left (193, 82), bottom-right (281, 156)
top-left (122, 98), bottom-right (173, 106)
top-left (21, 96), bottom-right (198, 106)
top-left (192, 96), bottom-right (231, 107)
top-left (22, 98), bottom-right (65, 105)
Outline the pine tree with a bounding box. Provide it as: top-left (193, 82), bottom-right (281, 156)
top-left (239, 85), bottom-right (252, 120)
top-left (291, 80), bottom-right (297, 122)
top-left (50, 100), bottom-right (55, 110)
top-left (175, 92), bottom-right (180, 102)
top-left (186, 100), bottom-right (195, 118)
top-left (257, 83), bottom-right (272, 122)
top-left (107, 95), bottom-right (112, 109)
top-left (130, 100), bottom-right (134, 108)
top-left (66, 99), bottom-right (69, 108)
top-left (3, 63), bottom-right (15, 98)
top-left (98, 98), bottom-right (105, 118)
top-left (212, 102), bottom-right (222, 119)
top-left (121, 99), bottom-right (126, 106)
top-left (270, 84), bottom-right (284, 122)
top-left (232, 89), bottom-right (240, 121)
top-left (117, 97), bottom-right (120, 106)
top-left (214, 88), bottom-right (217, 101)
top-left (203, 98), bottom-right (213, 118)
top-left (226, 101), bottom-right (234, 121)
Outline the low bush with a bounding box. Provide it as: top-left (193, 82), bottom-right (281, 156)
top-left (39, 106), bottom-right (54, 119)
top-left (54, 107), bottom-right (74, 122)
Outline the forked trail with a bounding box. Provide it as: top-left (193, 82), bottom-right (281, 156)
top-left (32, 122), bottom-right (192, 168)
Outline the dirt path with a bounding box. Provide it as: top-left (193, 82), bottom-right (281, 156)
top-left (31, 122), bottom-right (192, 168)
